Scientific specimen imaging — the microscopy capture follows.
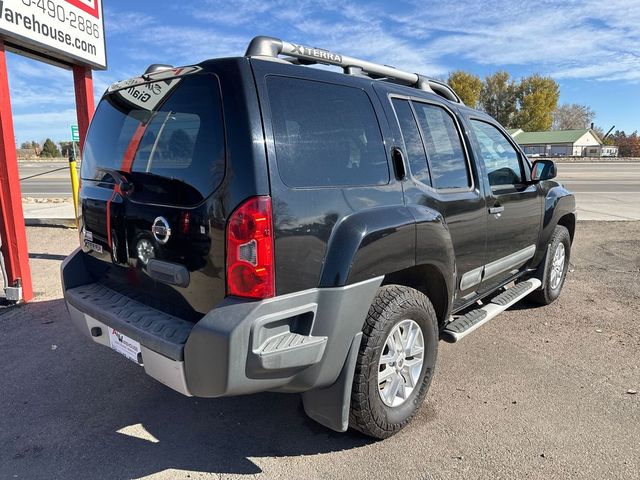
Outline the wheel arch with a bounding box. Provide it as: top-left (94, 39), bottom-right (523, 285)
top-left (557, 212), bottom-right (576, 244)
top-left (319, 205), bottom-right (417, 288)
top-left (382, 264), bottom-right (451, 329)
top-left (532, 185), bottom-right (576, 268)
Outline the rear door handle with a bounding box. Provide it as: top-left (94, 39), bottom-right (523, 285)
top-left (390, 147), bottom-right (407, 180)
top-left (489, 206), bottom-right (505, 214)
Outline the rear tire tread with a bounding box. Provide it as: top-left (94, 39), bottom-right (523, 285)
top-left (349, 285), bottom-right (438, 439)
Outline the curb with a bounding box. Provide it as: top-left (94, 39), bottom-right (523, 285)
top-left (555, 158), bottom-right (640, 163)
top-left (25, 218), bottom-right (77, 228)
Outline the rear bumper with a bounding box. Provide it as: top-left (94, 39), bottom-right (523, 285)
top-left (62, 249), bottom-right (382, 398)
top-left (66, 302), bottom-right (193, 395)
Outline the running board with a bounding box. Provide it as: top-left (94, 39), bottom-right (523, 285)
top-left (442, 279), bottom-right (542, 343)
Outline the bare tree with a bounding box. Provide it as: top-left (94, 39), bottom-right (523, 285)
top-left (553, 103), bottom-right (595, 130)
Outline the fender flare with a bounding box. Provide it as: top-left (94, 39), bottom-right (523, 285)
top-left (319, 204), bottom-right (455, 293)
top-left (319, 205), bottom-right (417, 287)
top-left (532, 184), bottom-right (576, 267)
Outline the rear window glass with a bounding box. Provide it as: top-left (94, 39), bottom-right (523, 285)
top-left (81, 74), bottom-right (225, 203)
top-left (267, 76), bottom-right (389, 188)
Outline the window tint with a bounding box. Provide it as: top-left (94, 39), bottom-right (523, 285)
top-left (267, 77), bottom-right (389, 188)
top-left (413, 102), bottom-right (469, 189)
top-left (133, 112), bottom-right (200, 170)
top-left (392, 99), bottom-right (430, 185)
top-left (82, 75), bottom-right (225, 204)
top-left (470, 120), bottom-right (523, 187)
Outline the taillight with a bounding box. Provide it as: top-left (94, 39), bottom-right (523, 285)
top-left (226, 196), bottom-right (274, 299)
top-left (180, 212), bottom-right (190, 235)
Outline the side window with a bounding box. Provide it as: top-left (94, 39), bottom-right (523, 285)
top-left (391, 98), bottom-right (431, 185)
top-left (412, 102), bottom-right (470, 189)
top-left (470, 120), bottom-right (524, 187)
top-left (267, 77), bottom-right (389, 188)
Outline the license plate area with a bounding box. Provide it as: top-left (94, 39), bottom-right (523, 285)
top-left (108, 328), bottom-right (142, 364)
top-left (84, 240), bottom-right (103, 253)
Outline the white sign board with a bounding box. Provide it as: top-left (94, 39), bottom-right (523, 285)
top-left (0, 0), bottom-right (106, 69)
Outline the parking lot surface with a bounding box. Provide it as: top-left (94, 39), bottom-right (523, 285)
top-left (1, 223), bottom-right (638, 479)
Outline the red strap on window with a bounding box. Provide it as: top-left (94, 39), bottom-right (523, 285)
top-left (120, 123), bottom-right (147, 173)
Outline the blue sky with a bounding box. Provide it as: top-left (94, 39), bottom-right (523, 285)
top-left (8, 0), bottom-right (640, 144)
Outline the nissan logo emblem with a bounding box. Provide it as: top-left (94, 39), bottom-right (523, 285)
top-left (152, 216), bottom-right (171, 244)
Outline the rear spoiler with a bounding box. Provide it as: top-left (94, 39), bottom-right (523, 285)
top-left (107, 66), bottom-right (202, 94)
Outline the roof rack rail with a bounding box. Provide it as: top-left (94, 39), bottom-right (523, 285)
top-left (245, 36), bottom-right (462, 104)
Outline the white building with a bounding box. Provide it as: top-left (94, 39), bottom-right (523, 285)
top-left (507, 129), bottom-right (618, 157)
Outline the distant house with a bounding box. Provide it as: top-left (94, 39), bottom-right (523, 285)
top-left (16, 148), bottom-right (39, 159)
top-left (508, 128), bottom-right (618, 157)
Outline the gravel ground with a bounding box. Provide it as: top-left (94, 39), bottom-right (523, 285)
top-left (0, 222), bottom-right (638, 480)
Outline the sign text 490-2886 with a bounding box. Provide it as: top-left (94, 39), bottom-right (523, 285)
top-left (0, 0), bottom-right (106, 69)
top-left (20, 0), bottom-right (101, 39)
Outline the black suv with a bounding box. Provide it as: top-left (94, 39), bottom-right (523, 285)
top-left (62, 36), bottom-right (576, 439)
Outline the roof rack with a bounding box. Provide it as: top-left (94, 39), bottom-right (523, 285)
top-left (245, 36), bottom-right (462, 104)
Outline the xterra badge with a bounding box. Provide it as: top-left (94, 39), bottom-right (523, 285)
top-left (289, 44), bottom-right (343, 63)
top-left (151, 216), bottom-right (171, 244)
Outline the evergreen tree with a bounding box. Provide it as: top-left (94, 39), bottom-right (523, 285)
top-left (40, 138), bottom-right (61, 157)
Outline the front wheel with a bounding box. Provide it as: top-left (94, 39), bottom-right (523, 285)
top-left (349, 285), bottom-right (438, 439)
top-left (530, 225), bottom-right (571, 305)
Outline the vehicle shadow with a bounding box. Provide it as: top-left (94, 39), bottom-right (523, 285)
top-left (1, 298), bottom-right (373, 479)
top-left (507, 298), bottom-right (545, 311)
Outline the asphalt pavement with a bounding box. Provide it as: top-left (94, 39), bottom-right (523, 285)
top-left (19, 162), bottom-right (73, 198)
top-left (17, 161), bottom-right (640, 221)
top-left (557, 163), bottom-right (640, 221)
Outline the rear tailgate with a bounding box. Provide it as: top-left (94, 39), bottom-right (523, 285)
top-left (78, 68), bottom-right (226, 320)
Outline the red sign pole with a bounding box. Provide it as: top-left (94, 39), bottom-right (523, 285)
top-left (0, 39), bottom-right (33, 302)
top-left (72, 65), bottom-right (95, 153)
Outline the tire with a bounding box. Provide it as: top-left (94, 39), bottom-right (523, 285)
top-left (349, 285), bottom-right (439, 439)
top-left (530, 225), bottom-right (571, 305)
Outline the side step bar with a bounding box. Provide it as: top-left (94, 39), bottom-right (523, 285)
top-left (442, 279), bottom-right (542, 343)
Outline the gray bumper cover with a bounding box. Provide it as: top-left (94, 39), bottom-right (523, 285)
top-left (61, 249), bottom-right (382, 409)
top-left (184, 276), bottom-right (382, 398)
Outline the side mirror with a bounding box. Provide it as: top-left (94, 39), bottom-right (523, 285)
top-left (531, 159), bottom-right (557, 182)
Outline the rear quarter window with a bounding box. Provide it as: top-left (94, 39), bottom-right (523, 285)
top-left (412, 102), bottom-right (470, 190)
top-left (267, 76), bottom-right (389, 188)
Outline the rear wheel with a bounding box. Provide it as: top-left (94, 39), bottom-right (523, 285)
top-left (530, 225), bottom-right (571, 305)
top-left (349, 285), bottom-right (438, 439)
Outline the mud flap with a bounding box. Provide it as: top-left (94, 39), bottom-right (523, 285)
top-left (533, 244), bottom-right (552, 290)
top-left (301, 331), bottom-right (362, 432)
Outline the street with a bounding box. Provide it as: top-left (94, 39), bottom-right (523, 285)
top-left (18, 161), bottom-right (640, 220)
top-left (19, 162), bottom-right (72, 198)
top-left (1, 222), bottom-right (638, 479)
top-left (557, 163), bottom-right (640, 221)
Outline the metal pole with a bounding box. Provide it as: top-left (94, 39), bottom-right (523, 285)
top-left (72, 65), bottom-right (94, 154)
top-left (72, 65), bottom-right (94, 229)
top-left (68, 153), bottom-right (79, 226)
top-left (0, 39), bottom-right (33, 302)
